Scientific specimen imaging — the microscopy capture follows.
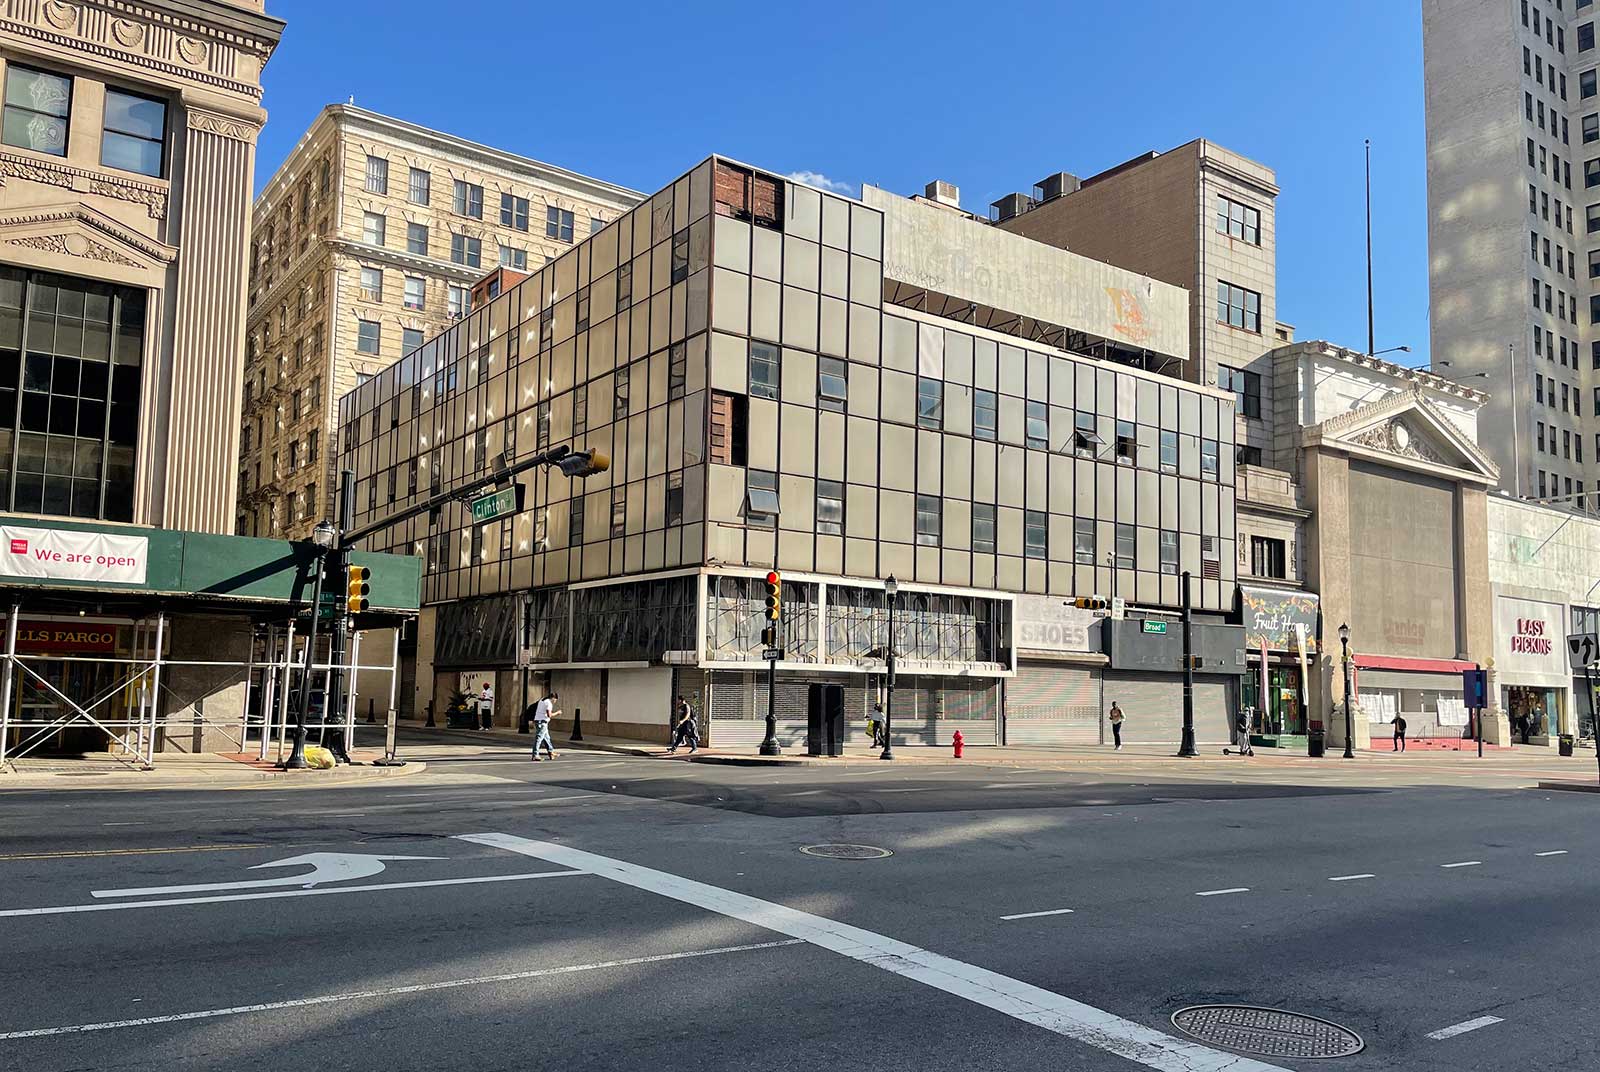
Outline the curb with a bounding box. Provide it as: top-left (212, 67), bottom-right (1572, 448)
top-left (1535, 780), bottom-right (1600, 793)
top-left (0, 760), bottom-right (426, 790)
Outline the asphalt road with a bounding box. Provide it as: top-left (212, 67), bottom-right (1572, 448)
top-left (3, 738), bottom-right (1597, 1072)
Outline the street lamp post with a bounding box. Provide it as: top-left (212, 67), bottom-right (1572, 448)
top-left (283, 519), bottom-right (338, 770)
top-left (881, 575), bottom-right (897, 761)
top-left (1339, 623), bottom-right (1354, 759)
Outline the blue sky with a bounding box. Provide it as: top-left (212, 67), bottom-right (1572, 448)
top-left (257, 0), bottom-right (1430, 365)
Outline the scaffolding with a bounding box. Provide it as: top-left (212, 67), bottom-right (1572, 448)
top-left (0, 600), bottom-right (403, 770)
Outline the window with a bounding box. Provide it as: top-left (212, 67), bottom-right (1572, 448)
top-left (101, 88), bottom-right (166, 176)
top-left (406, 222), bottom-right (428, 256)
top-left (451, 233), bottom-right (481, 268)
top-left (1582, 22), bottom-right (1596, 51)
top-left (915, 494), bottom-right (941, 545)
top-left (1159, 430), bottom-right (1178, 472)
top-left (1022, 509), bottom-right (1047, 559)
top-left (359, 266), bottom-right (382, 302)
top-left (818, 356), bottom-right (848, 411)
top-left (1073, 517), bottom-right (1096, 565)
top-left (500, 193), bottom-right (529, 231)
top-left (1115, 419), bottom-right (1136, 464)
top-left (1537, 372), bottom-right (1546, 403)
top-left (1159, 530), bottom-right (1179, 575)
top-left (817, 480), bottom-right (844, 535)
top-left (365, 155), bottom-right (388, 194)
top-left (750, 342), bottom-right (780, 400)
top-left (918, 377), bottom-right (944, 429)
top-left (607, 485), bottom-right (627, 538)
top-left (3, 65), bottom-right (71, 156)
top-left (590, 216), bottom-right (604, 235)
top-left (1217, 281), bottom-right (1261, 332)
top-left (745, 470), bottom-right (779, 528)
top-left (1591, 293), bottom-right (1600, 323)
top-left (288, 440), bottom-right (300, 470)
top-left (535, 401), bottom-right (550, 450)
top-left (1216, 195), bottom-right (1261, 244)
top-left (663, 472), bottom-right (684, 528)
top-left (974, 389), bottom-right (998, 441)
top-left (403, 276), bottom-right (425, 311)
top-left (576, 287), bottom-right (590, 331)
top-left (1026, 400), bottom-right (1049, 449)
top-left (709, 392), bottom-right (749, 465)
top-left (1115, 523), bottom-right (1135, 570)
top-left (614, 363), bottom-right (631, 419)
top-left (973, 503), bottom-right (997, 554)
top-left (616, 263), bottom-right (632, 308)
top-left (448, 285), bottom-right (468, 318)
top-left (573, 392), bottom-right (588, 436)
top-left (408, 167), bottom-right (430, 205)
top-left (453, 180), bottom-right (483, 218)
top-left (1218, 365), bottom-right (1262, 418)
top-left (357, 319), bottom-right (380, 355)
top-left (646, 341), bottom-right (677, 403)
top-left (672, 230), bottom-right (690, 283)
top-left (1584, 70), bottom-right (1597, 99)
top-left (498, 244), bottom-right (527, 271)
top-left (362, 212), bottom-right (385, 246)
top-left (303, 483), bottom-right (317, 522)
top-left (1201, 439), bottom-right (1219, 479)
top-left (1250, 536), bottom-right (1287, 579)
top-left (546, 205), bottom-right (575, 242)
top-left (402, 327), bottom-right (423, 355)
top-left (569, 494), bottom-right (586, 546)
top-left (1566, 428), bottom-right (1574, 458)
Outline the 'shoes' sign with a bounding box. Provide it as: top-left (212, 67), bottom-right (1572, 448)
top-left (0, 525), bottom-right (148, 586)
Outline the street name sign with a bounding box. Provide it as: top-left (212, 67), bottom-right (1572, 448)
top-left (470, 485), bottom-right (523, 524)
top-left (1142, 620), bottom-right (1168, 635)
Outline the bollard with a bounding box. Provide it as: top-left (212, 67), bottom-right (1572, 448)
top-left (425, 700), bottom-right (436, 727)
top-left (571, 705), bottom-right (584, 742)
top-left (366, 698), bottom-right (376, 724)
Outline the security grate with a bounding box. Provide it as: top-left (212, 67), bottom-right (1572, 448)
top-left (1171, 1005), bottom-right (1364, 1059)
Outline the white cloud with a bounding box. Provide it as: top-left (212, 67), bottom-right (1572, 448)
top-left (788, 170), bottom-right (856, 196)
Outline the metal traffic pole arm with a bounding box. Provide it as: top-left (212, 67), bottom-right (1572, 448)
top-left (339, 444), bottom-right (609, 549)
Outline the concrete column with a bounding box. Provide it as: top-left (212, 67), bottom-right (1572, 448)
top-left (160, 615), bottom-right (252, 754)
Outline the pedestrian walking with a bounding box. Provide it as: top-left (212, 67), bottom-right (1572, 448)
top-left (1234, 711), bottom-right (1254, 757)
top-left (1391, 712), bottom-right (1407, 752)
top-left (478, 682), bottom-right (494, 730)
top-left (1108, 701), bottom-right (1125, 751)
top-left (667, 695), bottom-right (698, 754)
top-left (531, 690), bottom-right (559, 761)
top-left (868, 701), bottom-right (886, 749)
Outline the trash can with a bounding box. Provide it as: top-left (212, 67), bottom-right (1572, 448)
top-left (1308, 720), bottom-right (1326, 758)
top-left (1560, 734), bottom-right (1575, 757)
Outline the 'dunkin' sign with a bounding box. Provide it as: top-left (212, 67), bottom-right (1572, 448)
top-left (0, 525), bottom-right (148, 585)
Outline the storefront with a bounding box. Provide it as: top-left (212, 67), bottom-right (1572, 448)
top-left (1102, 617), bottom-right (1247, 746)
top-left (1, 615), bottom-right (143, 755)
top-left (1493, 594), bottom-right (1571, 743)
top-left (1239, 586), bottom-right (1320, 747)
top-left (1005, 595), bottom-right (1106, 746)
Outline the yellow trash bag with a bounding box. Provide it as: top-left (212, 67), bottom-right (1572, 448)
top-left (303, 745), bottom-right (335, 770)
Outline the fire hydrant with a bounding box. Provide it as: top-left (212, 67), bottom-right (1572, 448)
top-left (952, 729), bottom-right (964, 759)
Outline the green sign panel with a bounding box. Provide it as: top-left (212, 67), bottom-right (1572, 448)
top-left (1142, 620), bottom-right (1169, 635)
top-left (470, 486), bottom-right (522, 524)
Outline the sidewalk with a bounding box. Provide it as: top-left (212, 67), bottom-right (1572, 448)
top-left (0, 747), bottom-right (426, 790)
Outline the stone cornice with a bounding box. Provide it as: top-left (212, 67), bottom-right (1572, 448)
top-left (325, 237), bottom-right (487, 283)
top-left (1, 0), bottom-right (285, 102)
top-left (1301, 386), bottom-right (1500, 483)
top-left (0, 201), bottom-right (178, 264)
top-left (187, 103), bottom-right (258, 143)
top-left (0, 148), bottom-right (170, 218)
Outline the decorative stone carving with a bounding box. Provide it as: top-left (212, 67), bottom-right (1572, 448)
top-left (1349, 418), bottom-right (1451, 466)
top-left (7, 233), bottom-right (141, 268)
top-left (0, 150), bottom-right (169, 219)
top-left (87, 177), bottom-right (169, 220)
top-left (176, 36), bottom-right (209, 67)
top-left (111, 18), bottom-right (146, 48)
top-left (188, 109), bottom-right (257, 145)
top-left (0, 154), bottom-right (73, 190)
top-left (42, 1), bottom-right (80, 32)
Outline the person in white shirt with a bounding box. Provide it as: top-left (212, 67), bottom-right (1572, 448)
top-left (478, 683), bottom-right (494, 730)
top-left (531, 691), bottom-right (559, 761)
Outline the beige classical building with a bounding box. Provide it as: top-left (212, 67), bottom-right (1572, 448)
top-left (239, 105), bottom-right (641, 539)
top-left (1, 0), bottom-right (283, 533)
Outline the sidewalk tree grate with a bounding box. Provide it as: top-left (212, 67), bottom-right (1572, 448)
top-left (799, 844), bottom-right (893, 860)
top-left (1171, 1005), bottom-right (1363, 1059)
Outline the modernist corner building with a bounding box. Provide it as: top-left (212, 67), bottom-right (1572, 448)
top-left (340, 156), bottom-right (1249, 748)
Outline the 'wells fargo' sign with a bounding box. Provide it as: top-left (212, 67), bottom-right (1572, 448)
top-left (14, 622), bottom-right (119, 654)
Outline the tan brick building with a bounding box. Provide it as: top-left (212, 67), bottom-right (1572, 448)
top-left (1, 0), bottom-right (283, 533)
top-left (239, 105), bottom-right (640, 539)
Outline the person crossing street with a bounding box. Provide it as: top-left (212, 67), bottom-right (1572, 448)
top-left (531, 690), bottom-right (559, 761)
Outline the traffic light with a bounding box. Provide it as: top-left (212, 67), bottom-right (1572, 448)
top-left (557, 448), bottom-right (610, 478)
top-left (1069, 596), bottom-right (1109, 611)
top-left (346, 564), bottom-right (371, 614)
top-left (764, 571), bottom-right (782, 622)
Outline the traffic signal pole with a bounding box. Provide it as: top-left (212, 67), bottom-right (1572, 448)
top-left (759, 571), bottom-right (782, 756)
top-left (1177, 570), bottom-right (1198, 757)
top-left (326, 471), bottom-right (355, 754)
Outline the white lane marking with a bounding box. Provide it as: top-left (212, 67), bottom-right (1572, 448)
top-left (1535, 850), bottom-right (1568, 857)
top-left (324, 813), bottom-right (368, 818)
top-left (878, 787), bottom-right (934, 794)
top-left (461, 833), bottom-right (1294, 1072)
top-left (1440, 861), bottom-right (1482, 869)
top-left (1195, 888), bottom-right (1251, 897)
top-left (786, 790), bottom-right (826, 797)
top-left (1000, 908), bottom-right (1076, 921)
top-left (1328, 874), bottom-right (1375, 882)
top-left (983, 783), bottom-right (1055, 789)
top-left (0, 939), bottom-right (802, 1041)
top-left (102, 822), bottom-right (145, 827)
top-left (1426, 1015), bottom-right (1503, 1041)
top-left (0, 870), bottom-right (583, 918)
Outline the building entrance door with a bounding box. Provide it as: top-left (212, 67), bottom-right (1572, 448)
top-left (11, 657), bottom-right (125, 754)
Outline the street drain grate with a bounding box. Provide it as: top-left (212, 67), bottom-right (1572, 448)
top-left (1171, 1005), bottom-right (1364, 1059)
top-left (798, 844), bottom-right (892, 860)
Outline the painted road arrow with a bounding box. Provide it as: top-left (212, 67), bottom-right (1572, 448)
top-left (91, 852), bottom-right (444, 899)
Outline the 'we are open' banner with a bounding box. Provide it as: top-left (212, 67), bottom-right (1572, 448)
top-left (0, 525), bottom-right (149, 586)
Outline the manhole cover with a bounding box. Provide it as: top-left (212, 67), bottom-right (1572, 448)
top-left (798, 843), bottom-right (892, 860)
top-left (1171, 1005), bottom-right (1364, 1059)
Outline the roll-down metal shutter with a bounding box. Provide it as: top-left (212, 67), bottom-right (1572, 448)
top-left (1005, 663), bottom-right (1102, 745)
top-left (1103, 673), bottom-right (1233, 746)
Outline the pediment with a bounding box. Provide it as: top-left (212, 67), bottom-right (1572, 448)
top-left (1302, 386), bottom-right (1498, 483)
top-left (0, 203), bottom-right (176, 279)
